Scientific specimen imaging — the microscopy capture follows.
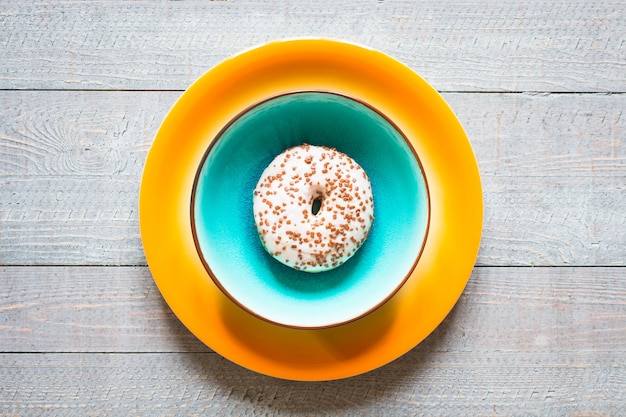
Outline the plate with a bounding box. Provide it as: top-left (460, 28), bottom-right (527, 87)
top-left (139, 38), bottom-right (483, 381)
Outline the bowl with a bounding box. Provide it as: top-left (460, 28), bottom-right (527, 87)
top-left (191, 91), bottom-right (430, 329)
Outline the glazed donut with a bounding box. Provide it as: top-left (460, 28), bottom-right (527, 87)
top-left (253, 144), bottom-right (374, 272)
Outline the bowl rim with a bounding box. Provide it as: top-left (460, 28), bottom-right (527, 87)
top-left (189, 89), bottom-right (431, 329)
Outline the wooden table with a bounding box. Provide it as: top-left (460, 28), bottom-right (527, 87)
top-left (1, 1), bottom-right (624, 415)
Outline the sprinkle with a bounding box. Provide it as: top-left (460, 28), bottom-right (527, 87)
top-left (252, 144), bottom-right (374, 272)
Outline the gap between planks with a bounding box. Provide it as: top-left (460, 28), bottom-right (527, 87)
top-left (0, 89), bottom-right (626, 94)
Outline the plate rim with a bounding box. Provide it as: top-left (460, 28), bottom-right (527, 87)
top-left (139, 37), bottom-right (483, 381)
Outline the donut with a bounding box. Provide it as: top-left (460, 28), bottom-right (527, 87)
top-left (253, 144), bottom-right (374, 272)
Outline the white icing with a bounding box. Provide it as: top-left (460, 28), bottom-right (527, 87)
top-left (253, 144), bottom-right (374, 272)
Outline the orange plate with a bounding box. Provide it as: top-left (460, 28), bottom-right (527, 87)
top-left (139, 39), bottom-right (483, 381)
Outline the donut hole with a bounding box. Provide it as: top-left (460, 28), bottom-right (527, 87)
top-left (311, 197), bottom-right (323, 215)
top-left (310, 184), bottom-right (326, 216)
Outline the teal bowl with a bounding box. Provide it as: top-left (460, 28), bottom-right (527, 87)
top-left (191, 91), bottom-right (429, 329)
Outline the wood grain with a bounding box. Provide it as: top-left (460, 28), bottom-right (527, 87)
top-left (2, 91), bottom-right (622, 178)
top-left (1, 266), bottom-right (624, 354)
top-left (1, 265), bottom-right (624, 414)
top-left (0, 266), bottom-right (208, 353)
top-left (0, 0), bottom-right (624, 92)
top-left (1, 351), bottom-right (624, 415)
top-left (1, 1), bottom-right (624, 415)
top-left (0, 91), bottom-right (163, 177)
top-left (1, 91), bottom-right (623, 266)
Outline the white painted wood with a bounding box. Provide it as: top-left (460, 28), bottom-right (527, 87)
top-left (2, 91), bottom-right (622, 179)
top-left (0, 266), bottom-right (208, 352)
top-left (1, 92), bottom-right (623, 265)
top-left (0, 0), bottom-right (624, 92)
top-left (1, 350), bottom-right (624, 415)
top-left (1, 266), bottom-right (624, 355)
top-left (1, 1), bottom-right (624, 414)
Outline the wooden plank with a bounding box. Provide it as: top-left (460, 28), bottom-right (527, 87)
top-left (453, 92), bottom-right (626, 265)
top-left (1, 176), bottom-right (143, 265)
top-left (0, 0), bottom-right (624, 92)
top-left (2, 91), bottom-right (622, 179)
top-left (444, 92), bottom-right (626, 179)
top-left (481, 176), bottom-right (625, 266)
top-left (1, 266), bottom-right (625, 354)
top-left (0, 91), bottom-right (165, 177)
top-left (1, 350), bottom-right (624, 415)
top-left (1, 91), bottom-right (624, 265)
top-left (0, 266), bottom-right (208, 353)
